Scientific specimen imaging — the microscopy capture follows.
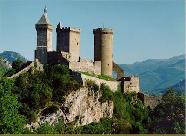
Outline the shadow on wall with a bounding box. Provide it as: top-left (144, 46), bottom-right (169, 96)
top-left (71, 71), bottom-right (84, 85)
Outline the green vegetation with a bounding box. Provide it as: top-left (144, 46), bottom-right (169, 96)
top-left (0, 63), bottom-right (82, 134)
top-left (112, 88), bottom-right (149, 133)
top-left (0, 61), bottom-right (184, 134)
top-left (99, 83), bottom-right (113, 103)
top-left (0, 78), bottom-right (26, 133)
top-left (85, 79), bottom-right (99, 93)
top-left (4, 59), bottom-right (25, 77)
top-left (0, 51), bottom-right (27, 78)
top-left (76, 118), bottom-right (112, 134)
top-left (97, 74), bottom-right (115, 81)
top-left (149, 89), bottom-right (185, 134)
top-left (81, 71), bottom-right (95, 77)
top-left (34, 84), bottom-right (150, 134)
top-left (81, 71), bottom-right (115, 81)
top-left (0, 57), bottom-right (10, 77)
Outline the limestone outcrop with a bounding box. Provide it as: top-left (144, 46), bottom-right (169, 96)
top-left (26, 87), bottom-right (113, 130)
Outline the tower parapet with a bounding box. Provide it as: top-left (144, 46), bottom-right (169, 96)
top-left (93, 28), bottom-right (113, 77)
top-left (56, 24), bottom-right (80, 62)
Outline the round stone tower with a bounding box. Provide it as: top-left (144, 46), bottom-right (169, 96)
top-left (93, 28), bottom-right (113, 77)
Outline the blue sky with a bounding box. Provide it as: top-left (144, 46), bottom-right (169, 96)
top-left (0, 0), bottom-right (184, 64)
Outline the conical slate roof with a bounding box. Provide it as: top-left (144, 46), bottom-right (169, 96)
top-left (36, 7), bottom-right (51, 25)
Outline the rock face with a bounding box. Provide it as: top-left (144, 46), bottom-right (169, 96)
top-left (27, 87), bottom-right (113, 130)
top-left (62, 87), bottom-right (113, 126)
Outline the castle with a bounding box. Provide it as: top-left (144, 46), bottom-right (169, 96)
top-left (33, 7), bottom-right (140, 93)
top-left (7, 7), bottom-right (136, 93)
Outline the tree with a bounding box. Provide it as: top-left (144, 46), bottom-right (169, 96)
top-left (4, 59), bottom-right (25, 77)
top-left (12, 59), bottom-right (24, 71)
top-left (36, 122), bottom-right (58, 134)
top-left (44, 64), bottom-right (81, 103)
top-left (150, 89), bottom-right (185, 134)
top-left (0, 78), bottom-right (26, 134)
top-left (14, 70), bottom-right (52, 121)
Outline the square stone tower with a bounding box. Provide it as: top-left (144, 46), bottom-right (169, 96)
top-left (35, 7), bottom-right (53, 64)
top-left (56, 23), bottom-right (80, 62)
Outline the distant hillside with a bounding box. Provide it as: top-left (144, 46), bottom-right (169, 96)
top-left (168, 79), bottom-right (185, 94)
top-left (0, 51), bottom-right (26, 63)
top-left (0, 57), bottom-right (11, 76)
top-left (0, 51), bottom-right (26, 77)
top-left (120, 55), bottom-right (185, 95)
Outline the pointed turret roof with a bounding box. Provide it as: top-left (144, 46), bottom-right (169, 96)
top-left (36, 6), bottom-right (51, 25)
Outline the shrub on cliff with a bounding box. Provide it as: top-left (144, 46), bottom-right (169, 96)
top-left (85, 79), bottom-right (99, 94)
top-left (0, 78), bottom-right (26, 134)
top-left (4, 59), bottom-right (25, 77)
top-left (13, 71), bottom-right (52, 122)
top-left (12, 64), bottom-right (81, 121)
top-left (76, 118), bottom-right (112, 134)
top-left (99, 83), bottom-right (113, 103)
top-left (112, 91), bottom-right (150, 134)
top-left (149, 89), bottom-right (185, 134)
top-left (43, 64), bottom-right (81, 103)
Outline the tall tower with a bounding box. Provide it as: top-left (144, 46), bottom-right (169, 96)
top-left (56, 24), bottom-right (80, 62)
top-left (35, 7), bottom-right (53, 64)
top-left (93, 28), bottom-right (113, 77)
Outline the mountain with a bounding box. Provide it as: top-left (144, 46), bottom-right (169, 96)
top-left (0, 51), bottom-right (26, 77)
top-left (0, 51), bottom-right (26, 63)
top-left (168, 79), bottom-right (185, 94)
top-left (0, 57), bottom-right (11, 76)
top-left (120, 55), bottom-right (185, 95)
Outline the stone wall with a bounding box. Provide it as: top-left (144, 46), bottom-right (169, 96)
top-left (69, 29), bottom-right (80, 62)
top-left (72, 72), bottom-right (120, 92)
top-left (9, 59), bottom-right (43, 79)
top-left (120, 76), bottom-right (140, 93)
top-left (47, 51), bottom-right (69, 65)
top-left (143, 95), bottom-right (162, 109)
top-left (69, 58), bottom-right (101, 75)
top-left (137, 92), bottom-right (162, 109)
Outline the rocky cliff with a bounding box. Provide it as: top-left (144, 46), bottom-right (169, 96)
top-left (27, 87), bottom-right (113, 130)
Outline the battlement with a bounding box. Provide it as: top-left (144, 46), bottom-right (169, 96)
top-left (56, 26), bottom-right (80, 33)
top-left (93, 28), bottom-right (113, 34)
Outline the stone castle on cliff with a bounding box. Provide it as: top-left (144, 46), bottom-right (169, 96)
top-left (34, 7), bottom-right (140, 93)
top-left (10, 7), bottom-right (139, 93)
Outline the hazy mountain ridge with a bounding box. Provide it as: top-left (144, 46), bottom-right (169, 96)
top-left (120, 54), bottom-right (185, 95)
top-left (0, 51), bottom-right (26, 76)
top-left (168, 79), bottom-right (185, 94)
top-left (0, 51), bottom-right (26, 63)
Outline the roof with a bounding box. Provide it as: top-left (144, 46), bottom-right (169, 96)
top-left (36, 7), bottom-right (51, 25)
